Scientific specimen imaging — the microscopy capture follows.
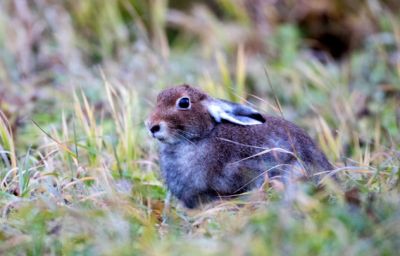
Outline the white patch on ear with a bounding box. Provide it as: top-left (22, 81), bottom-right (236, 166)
top-left (204, 99), bottom-right (264, 126)
top-left (206, 103), bottom-right (226, 123)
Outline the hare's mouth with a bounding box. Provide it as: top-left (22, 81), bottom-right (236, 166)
top-left (155, 135), bottom-right (178, 144)
top-left (152, 132), bottom-right (175, 144)
top-left (154, 137), bottom-right (166, 143)
top-left (152, 133), bottom-right (168, 141)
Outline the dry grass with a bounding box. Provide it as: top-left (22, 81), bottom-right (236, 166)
top-left (0, 0), bottom-right (399, 255)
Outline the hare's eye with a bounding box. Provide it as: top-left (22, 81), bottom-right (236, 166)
top-left (177, 97), bottom-right (191, 110)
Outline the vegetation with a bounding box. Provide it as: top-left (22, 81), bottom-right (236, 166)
top-left (0, 0), bottom-right (399, 255)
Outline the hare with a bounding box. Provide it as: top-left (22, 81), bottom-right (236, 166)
top-left (146, 85), bottom-right (334, 208)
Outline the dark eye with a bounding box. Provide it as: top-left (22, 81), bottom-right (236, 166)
top-left (177, 97), bottom-right (191, 109)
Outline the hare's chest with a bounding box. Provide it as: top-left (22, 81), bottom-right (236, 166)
top-left (159, 143), bottom-right (209, 197)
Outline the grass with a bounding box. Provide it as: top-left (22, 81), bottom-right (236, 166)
top-left (0, 0), bottom-right (399, 255)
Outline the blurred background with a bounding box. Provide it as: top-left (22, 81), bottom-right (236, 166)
top-left (0, 1), bottom-right (400, 254)
top-left (1, 0), bottom-right (399, 148)
top-left (1, 0), bottom-right (399, 139)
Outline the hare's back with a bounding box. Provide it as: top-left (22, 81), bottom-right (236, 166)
top-left (214, 115), bottom-right (333, 171)
top-left (214, 116), bottom-right (309, 148)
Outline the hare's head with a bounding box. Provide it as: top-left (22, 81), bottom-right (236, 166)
top-left (146, 85), bottom-right (265, 144)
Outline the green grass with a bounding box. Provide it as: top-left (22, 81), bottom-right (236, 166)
top-left (0, 0), bottom-right (399, 255)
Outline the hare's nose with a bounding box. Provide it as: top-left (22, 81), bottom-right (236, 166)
top-left (150, 124), bottom-right (160, 134)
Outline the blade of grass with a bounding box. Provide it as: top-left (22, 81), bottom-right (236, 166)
top-left (0, 111), bottom-right (16, 169)
top-left (32, 120), bottom-right (77, 159)
top-left (18, 146), bottom-right (31, 197)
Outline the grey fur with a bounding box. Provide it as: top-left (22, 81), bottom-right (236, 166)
top-left (147, 85), bottom-right (334, 208)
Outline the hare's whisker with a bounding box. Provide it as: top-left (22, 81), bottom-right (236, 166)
top-left (174, 132), bottom-right (195, 145)
top-left (216, 137), bottom-right (266, 149)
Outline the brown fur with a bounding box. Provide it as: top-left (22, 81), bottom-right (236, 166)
top-left (147, 85), bottom-right (333, 208)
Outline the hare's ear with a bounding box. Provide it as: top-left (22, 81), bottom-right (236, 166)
top-left (204, 98), bottom-right (265, 125)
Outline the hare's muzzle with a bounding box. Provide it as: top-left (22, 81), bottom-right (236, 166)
top-left (145, 120), bottom-right (168, 141)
